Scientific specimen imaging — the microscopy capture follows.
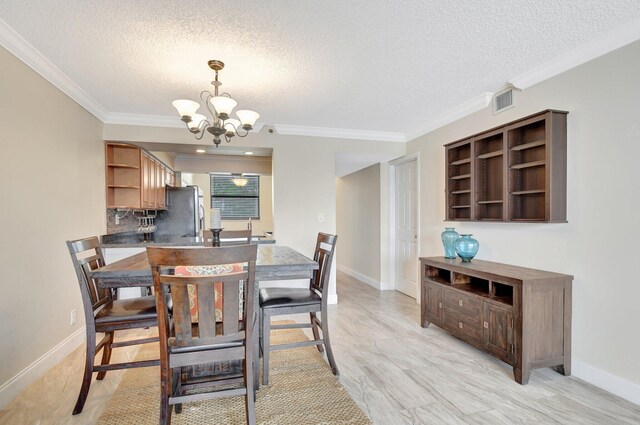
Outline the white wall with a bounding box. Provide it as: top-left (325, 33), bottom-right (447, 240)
top-left (336, 164), bottom-right (382, 286)
top-left (0, 46), bottom-right (104, 404)
top-left (407, 40), bottom-right (640, 402)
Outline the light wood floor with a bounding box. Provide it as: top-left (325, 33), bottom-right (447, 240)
top-left (1, 271), bottom-right (639, 424)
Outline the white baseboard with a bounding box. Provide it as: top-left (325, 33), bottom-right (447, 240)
top-left (573, 360), bottom-right (640, 406)
top-left (338, 265), bottom-right (392, 291)
top-left (0, 326), bottom-right (85, 409)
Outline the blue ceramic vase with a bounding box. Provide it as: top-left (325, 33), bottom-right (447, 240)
top-left (441, 227), bottom-right (459, 259)
top-left (455, 234), bottom-right (479, 262)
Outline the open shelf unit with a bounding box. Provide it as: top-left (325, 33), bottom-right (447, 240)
top-left (474, 128), bottom-right (506, 221)
top-left (106, 144), bottom-right (142, 209)
top-left (445, 139), bottom-right (473, 220)
top-left (444, 110), bottom-right (568, 223)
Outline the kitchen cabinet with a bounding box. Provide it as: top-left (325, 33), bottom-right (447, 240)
top-left (420, 256), bottom-right (573, 384)
top-left (105, 143), bottom-right (175, 210)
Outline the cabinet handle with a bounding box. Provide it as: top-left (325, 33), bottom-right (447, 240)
top-left (438, 302), bottom-right (442, 309)
top-left (483, 321), bottom-right (489, 329)
top-left (458, 299), bottom-right (463, 307)
top-left (458, 322), bottom-right (463, 329)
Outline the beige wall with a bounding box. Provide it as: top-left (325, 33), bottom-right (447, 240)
top-left (149, 151), bottom-right (175, 169)
top-left (336, 164), bottom-right (381, 283)
top-left (0, 47), bottom-right (105, 388)
top-left (407, 40), bottom-right (640, 392)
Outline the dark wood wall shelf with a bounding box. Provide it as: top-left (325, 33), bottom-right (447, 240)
top-left (444, 110), bottom-right (568, 223)
top-left (420, 257), bottom-right (573, 384)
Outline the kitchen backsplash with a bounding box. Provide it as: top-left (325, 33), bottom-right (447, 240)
top-left (106, 209), bottom-right (140, 234)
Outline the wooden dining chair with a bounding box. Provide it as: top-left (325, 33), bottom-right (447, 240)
top-left (66, 237), bottom-right (160, 415)
top-left (259, 232), bottom-right (338, 385)
top-left (147, 244), bottom-right (258, 425)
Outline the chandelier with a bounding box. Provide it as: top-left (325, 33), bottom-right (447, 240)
top-left (172, 60), bottom-right (260, 147)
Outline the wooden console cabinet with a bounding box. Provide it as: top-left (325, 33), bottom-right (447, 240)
top-left (420, 257), bottom-right (573, 384)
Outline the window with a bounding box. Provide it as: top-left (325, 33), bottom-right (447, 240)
top-left (211, 175), bottom-right (260, 219)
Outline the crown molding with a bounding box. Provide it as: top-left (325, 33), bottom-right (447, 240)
top-left (104, 112), bottom-right (265, 133)
top-left (0, 17), bottom-right (108, 121)
top-left (103, 112), bottom-right (184, 128)
top-left (509, 17), bottom-right (640, 90)
top-left (272, 124), bottom-right (406, 142)
top-left (406, 92), bottom-right (493, 141)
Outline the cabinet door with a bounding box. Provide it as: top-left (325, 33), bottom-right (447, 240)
top-left (424, 281), bottom-right (444, 325)
top-left (483, 302), bottom-right (513, 363)
top-left (141, 154), bottom-right (151, 208)
top-left (158, 164), bottom-right (166, 209)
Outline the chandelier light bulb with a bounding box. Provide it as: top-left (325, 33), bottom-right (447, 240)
top-left (172, 99), bottom-right (200, 118)
top-left (187, 114), bottom-right (207, 131)
top-left (210, 96), bottom-right (238, 119)
top-left (224, 119), bottom-right (241, 136)
top-left (236, 110), bottom-right (260, 128)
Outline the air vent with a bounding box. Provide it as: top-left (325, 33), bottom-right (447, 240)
top-left (493, 88), bottom-right (515, 114)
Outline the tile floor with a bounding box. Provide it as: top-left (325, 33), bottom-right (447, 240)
top-left (1, 271), bottom-right (639, 424)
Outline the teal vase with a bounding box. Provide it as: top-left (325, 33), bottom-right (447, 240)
top-left (455, 234), bottom-right (479, 262)
top-left (441, 227), bottom-right (459, 259)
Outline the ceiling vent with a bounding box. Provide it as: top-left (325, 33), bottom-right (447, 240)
top-left (493, 87), bottom-right (515, 114)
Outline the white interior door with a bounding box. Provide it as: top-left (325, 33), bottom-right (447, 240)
top-left (394, 159), bottom-right (418, 298)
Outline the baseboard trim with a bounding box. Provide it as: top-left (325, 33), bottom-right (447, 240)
top-left (573, 360), bottom-right (640, 406)
top-left (0, 326), bottom-right (85, 409)
top-left (338, 265), bottom-right (392, 291)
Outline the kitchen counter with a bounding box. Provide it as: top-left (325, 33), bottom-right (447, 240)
top-left (100, 231), bottom-right (275, 248)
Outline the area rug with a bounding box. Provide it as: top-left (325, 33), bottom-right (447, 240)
top-left (97, 325), bottom-right (371, 424)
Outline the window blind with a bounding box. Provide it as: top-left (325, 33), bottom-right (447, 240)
top-left (210, 175), bottom-right (260, 219)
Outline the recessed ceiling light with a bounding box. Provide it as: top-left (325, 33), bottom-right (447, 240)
top-left (196, 149), bottom-right (206, 153)
top-left (244, 151), bottom-right (254, 155)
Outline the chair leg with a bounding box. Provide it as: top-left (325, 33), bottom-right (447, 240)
top-left (261, 309), bottom-right (271, 385)
top-left (320, 310), bottom-right (339, 376)
top-left (160, 365), bottom-right (172, 425)
top-left (73, 330), bottom-right (97, 415)
top-left (258, 307), bottom-right (263, 358)
top-left (96, 331), bottom-right (114, 380)
top-left (310, 312), bottom-right (324, 352)
top-left (173, 368), bottom-right (182, 414)
top-left (244, 356), bottom-right (256, 424)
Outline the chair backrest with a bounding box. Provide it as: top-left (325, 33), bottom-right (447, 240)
top-left (66, 237), bottom-right (113, 325)
top-left (147, 245), bottom-right (258, 350)
top-left (310, 233), bottom-right (338, 296)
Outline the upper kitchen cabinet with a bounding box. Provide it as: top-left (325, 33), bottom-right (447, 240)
top-left (105, 143), bottom-right (175, 210)
top-left (445, 110), bottom-right (568, 223)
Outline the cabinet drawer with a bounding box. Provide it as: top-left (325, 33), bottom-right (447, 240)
top-left (444, 309), bottom-right (482, 345)
top-left (444, 290), bottom-right (481, 318)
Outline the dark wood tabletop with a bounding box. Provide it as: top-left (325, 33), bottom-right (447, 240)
top-left (91, 245), bottom-right (318, 287)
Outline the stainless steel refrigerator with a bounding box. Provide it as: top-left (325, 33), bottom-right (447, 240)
top-left (154, 186), bottom-right (204, 236)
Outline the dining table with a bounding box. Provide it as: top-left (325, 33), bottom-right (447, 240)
top-left (89, 244), bottom-right (318, 389)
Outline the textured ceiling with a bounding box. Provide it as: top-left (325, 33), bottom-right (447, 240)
top-left (1, 1), bottom-right (640, 139)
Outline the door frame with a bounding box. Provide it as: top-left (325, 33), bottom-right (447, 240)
top-left (388, 152), bottom-right (421, 302)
